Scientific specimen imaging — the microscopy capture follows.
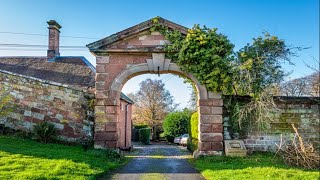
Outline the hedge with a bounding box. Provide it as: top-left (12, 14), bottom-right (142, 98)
top-left (132, 124), bottom-right (149, 141)
top-left (163, 110), bottom-right (191, 142)
top-left (187, 112), bottom-right (198, 152)
top-left (139, 128), bottom-right (151, 145)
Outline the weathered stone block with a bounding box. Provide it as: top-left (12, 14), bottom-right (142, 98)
top-left (105, 141), bottom-right (118, 148)
top-left (32, 113), bottom-right (44, 120)
top-left (95, 131), bottom-right (118, 141)
top-left (96, 56), bottom-right (110, 64)
top-left (96, 73), bottom-right (109, 81)
top-left (95, 99), bottom-right (106, 106)
top-left (94, 140), bottom-right (105, 149)
top-left (23, 110), bottom-right (32, 117)
top-left (95, 106), bottom-right (106, 114)
top-left (95, 81), bottom-right (105, 90)
top-left (96, 64), bottom-right (106, 73)
top-left (95, 91), bottom-right (108, 99)
top-left (199, 142), bottom-right (212, 151)
top-left (199, 106), bottom-right (211, 115)
top-left (106, 106), bottom-right (117, 114)
top-left (200, 133), bottom-right (223, 142)
top-left (200, 123), bottom-right (212, 133)
top-left (199, 99), bottom-right (223, 106)
top-left (211, 142), bottom-right (223, 151)
top-left (94, 122), bottom-right (105, 132)
top-left (200, 115), bottom-right (222, 124)
top-left (212, 107), bottom-right (223, 115)
top-left (105, 122), bottom-right (117, 132)
top-left (212, 124), bottom-right (223, 133)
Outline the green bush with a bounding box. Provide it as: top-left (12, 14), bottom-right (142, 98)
top-left (187, 112), bottom-right (199, 152)
top-left (139, 128), bottom-right (151, 144)
top-left (134, 124), bottom-right (149, 129)
top-left (163, 110), bottom-right (191, 142)
top-left (33, 121), bottom-right (57, 143)
top-left (132, 124), bottom-right (149, 141)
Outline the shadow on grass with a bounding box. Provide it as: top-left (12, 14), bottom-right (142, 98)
top-left (0, 135), bottom-right (127, 179)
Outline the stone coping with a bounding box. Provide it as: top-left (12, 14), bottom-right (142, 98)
top-left (0, 69), bottom-right (92, 93)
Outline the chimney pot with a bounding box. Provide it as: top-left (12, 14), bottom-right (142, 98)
top-left (47, 20), bottom-right (62, 60)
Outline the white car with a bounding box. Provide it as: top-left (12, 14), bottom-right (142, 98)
top-left (174, 135), bottom-right (182, 144)
top-left (180, 134), bottom-right (189, 146)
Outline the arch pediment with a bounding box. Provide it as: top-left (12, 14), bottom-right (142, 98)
top-left (86, 17), bottom-right (188, 56)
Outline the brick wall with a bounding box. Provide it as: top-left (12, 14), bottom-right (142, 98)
top-left (0, 71), bottom-right (95, 142)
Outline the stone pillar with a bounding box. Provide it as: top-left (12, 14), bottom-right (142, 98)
top-left (197, 96), bottom-right (224, 156)
top-left (94, 56), bottom-right (119, 149)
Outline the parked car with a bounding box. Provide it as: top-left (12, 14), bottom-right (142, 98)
top-left (174, 135), bottom-right (182, 144)
top-left (180, 134), bottom-right (189, 146)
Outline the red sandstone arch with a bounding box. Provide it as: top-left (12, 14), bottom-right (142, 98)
top-left (87, 17), bottom-right (224, 156)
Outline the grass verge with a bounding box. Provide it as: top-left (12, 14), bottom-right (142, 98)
top-left (189, 152), bottom-right (319, 180)
top-left (0, 135), bottom-right (127, 179)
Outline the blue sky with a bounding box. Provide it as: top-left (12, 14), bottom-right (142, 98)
top-left (0, 0), bottom-right (319, 108)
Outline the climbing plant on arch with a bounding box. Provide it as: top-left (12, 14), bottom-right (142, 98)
top-left (150, 17), bottom-right (297, 135)
top-left (87, 16), bottom-right (297, 155)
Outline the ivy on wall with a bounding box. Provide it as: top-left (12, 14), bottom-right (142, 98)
top-left (150, 17), bottom-right (298, 134)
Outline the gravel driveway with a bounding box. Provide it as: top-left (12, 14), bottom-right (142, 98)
top-left (108, 142), bottom-right (205, 180)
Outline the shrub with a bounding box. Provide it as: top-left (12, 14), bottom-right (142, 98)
top-left (139, 128), bottom-right (151, 145)
top-left (187, 112), bottom-right (199, 152)
top-left (132, 124), bottom-right (149, 141)
top-left (163, 110), bottom-right (191, 142)
top-left (33, 121), bottom-right (57, 143)
top-left (277, 124), bottom-right (320, 169)
top-left (134, 124), bottom-right (149, 129)
top-left (102, 149), bottom-right (123, 161)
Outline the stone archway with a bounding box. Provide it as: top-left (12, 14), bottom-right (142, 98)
top-left (87, 17), bottom-right (223, 156)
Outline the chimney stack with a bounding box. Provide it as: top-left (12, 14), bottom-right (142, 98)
top-left (47, 20), bottom-right (62, 59)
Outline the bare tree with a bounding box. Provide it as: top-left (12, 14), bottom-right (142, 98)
top-left (280, 73), bottom-right (319, 97)
top-left (128, 79), bottom-right (177, 139)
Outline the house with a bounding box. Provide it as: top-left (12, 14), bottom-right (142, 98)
top-left (0, 20), bottom-right (133, 149)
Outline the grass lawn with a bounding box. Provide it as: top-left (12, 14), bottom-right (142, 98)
top-left (0, 135), bottom-right (127, 179)
top-left (190, 152), bottom-right (319, 180)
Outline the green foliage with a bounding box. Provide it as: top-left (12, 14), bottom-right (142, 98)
top-left (151, 18), bottom-right (296, 133)
top-left (129, 79), bottom-right (177, 140)
top-left (139, 128), bottom-right (151, 145)
top-left (187, 112), bottom-right (198, 152)
top-left (103, 148), bottom-right (123, 161)
top-left (33, 121), bottom-right (57, 143)
top-left (134, 124), bottom-right (149, 129)
top-left (177, 25), bottom-right (235, 93)
top-left (163, 110), bottom-right (191, 142)
top-left (232, 33), bottom-right (293, 97)
top-left (190, 152), bottom-right (319, 180)
top-left (0, 135), bottom-right (126, 179)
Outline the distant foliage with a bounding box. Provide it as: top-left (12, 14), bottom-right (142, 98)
top-left (139, 128), bottom-right (151, 145)
top-left (163, 109), bottom-right (191, 142)
top-left (129, 79), bottom-right (177, 140)
top-left (33, 121), bottom-right (57, 143)
top-left (187, 112), bottom-right (199, 152)
top-left (132, 124), bottom-right (149, 141)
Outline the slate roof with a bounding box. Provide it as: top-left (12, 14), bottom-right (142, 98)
top-left (120, 92), bottom-right (134, 104)
top-left (0, 56), bottom-right (95, 89)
